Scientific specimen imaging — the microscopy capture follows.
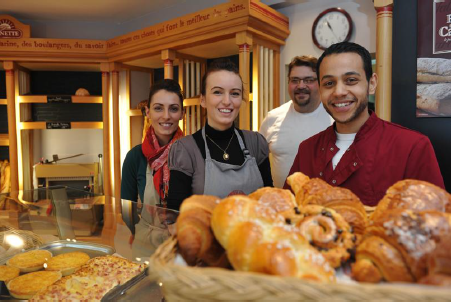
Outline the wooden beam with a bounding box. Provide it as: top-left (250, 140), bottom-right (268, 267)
top-left (3, 61), bottom-right (19, 192)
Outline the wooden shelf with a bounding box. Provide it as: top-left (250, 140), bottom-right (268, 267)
top-left (19, 95), bottom-right (102, 104)
top-left (0, 134), bottom-right (9, 146)
top-left (127, 109), bottom-right (143, 117)
top-left (183, 97), bottom-right (201, 107)
top-left (0, 99), bottom-right (6, 105)
top-left (20, 122), bottom-right (103, 130)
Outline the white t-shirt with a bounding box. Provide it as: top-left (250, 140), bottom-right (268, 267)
top-left (259, 101), bottom-right (333, 188)
top-left (332, 132), bottom-right (356, 170)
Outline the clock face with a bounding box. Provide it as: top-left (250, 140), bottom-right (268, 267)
top-left (312, 8), bottom-right (353, 50)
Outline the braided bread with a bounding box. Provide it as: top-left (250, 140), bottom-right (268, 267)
top-left (176, 195), bottom-right (230, 267)
top-left (370, 179), bottom-right (451, 222)
top-left (287, 172), bottom-right (368, 236)
top-left (352, 208), bottom-right (451, 284)
top-left (211, 195), bottom-right (335, 282)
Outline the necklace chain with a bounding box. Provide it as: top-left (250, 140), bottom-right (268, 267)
top-left (206, 132), bottom-right (235, 161)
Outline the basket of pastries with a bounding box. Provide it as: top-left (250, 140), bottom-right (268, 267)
top-left (148, 173), bottom-right (451, 302)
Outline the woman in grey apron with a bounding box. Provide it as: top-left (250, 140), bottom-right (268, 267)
top-left (167, 59), bottom-right (273, 210)
top-left (121, 79), bottom-right (183, 258)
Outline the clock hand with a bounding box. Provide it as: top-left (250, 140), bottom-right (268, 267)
top-left (326, 21), bottom-right (341, 42)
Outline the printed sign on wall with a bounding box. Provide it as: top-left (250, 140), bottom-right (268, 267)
top-left (416, 0), bottom-right (451, 118)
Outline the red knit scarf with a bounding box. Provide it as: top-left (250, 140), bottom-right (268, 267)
top-left (142, 126), bottom-right (183, 201)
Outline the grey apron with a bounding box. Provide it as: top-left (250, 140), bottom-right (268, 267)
top-left (202, 127), bottom-right (264, 198)
top-left (132, 165), bottom-right (170, 258)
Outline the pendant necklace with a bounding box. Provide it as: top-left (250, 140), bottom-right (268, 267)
top-left (206, 132), bottom-right (235, 161)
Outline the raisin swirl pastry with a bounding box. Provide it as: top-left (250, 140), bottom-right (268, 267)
top-left (352, 209), bottom-right (451, 285)
top-left (211, 195), bottom-right (335, 282)
top-left (287, 172), bottom-right (368, 236)
top-left (292, 205), bottom-right (356, 268)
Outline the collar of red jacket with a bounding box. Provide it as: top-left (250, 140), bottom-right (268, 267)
top-left (328, 110), bottom-right (379, 143)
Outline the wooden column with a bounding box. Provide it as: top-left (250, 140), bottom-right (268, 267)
top-left (374, 0), bottom-right (394, 121)
top-left (3, 61), bottom-right (19, 193)
top-left (110, 63), bottom-right (121, 204)
top-left (236, 32), bottom-right (253, 130)
top-left (162, 49), bottom-right (176, 79)
top-left (100, 63), bottom-right (112, 198)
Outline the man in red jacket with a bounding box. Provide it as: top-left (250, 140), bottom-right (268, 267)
top-left (285, 42), bottom-right (444, 206)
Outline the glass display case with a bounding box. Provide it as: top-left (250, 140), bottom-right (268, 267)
top-left (0, 187), bottom-right (178, 301)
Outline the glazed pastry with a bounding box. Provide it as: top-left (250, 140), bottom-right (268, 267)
top-left (371, 179), bottom-right (451, 222)
top-left (211, 195), bottom-right (335, 282)
top-left (176, 195), bottom-right (230, 268)
top-left (353, 208), bottom-right (451, 284)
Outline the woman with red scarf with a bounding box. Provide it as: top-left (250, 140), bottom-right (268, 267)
top-left (121, 79), bottom-right (183, 257)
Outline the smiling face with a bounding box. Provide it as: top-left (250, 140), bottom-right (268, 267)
top-left (146, 89), bottom-right (183, 146)
top-left (288, 65), bottom-right (321, 113)
top-left (319, 52), bottom-right (377, 134)
top-left (201, 70), bottom-right (243, 131)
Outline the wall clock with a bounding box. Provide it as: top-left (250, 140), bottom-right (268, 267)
top-left (312, 8), bottom-right (353, 50)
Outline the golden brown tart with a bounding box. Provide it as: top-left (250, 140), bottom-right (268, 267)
top-left (6, 250), bottom-right (52, 273)
top-left (0, 265), bottom-right (20, 282)
top-left (7, 271), bottom-right (62, 299)
top-left (45, 251), bottom-right (90, 276)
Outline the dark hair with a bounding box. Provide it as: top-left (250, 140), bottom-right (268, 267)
top-left (201, 58), bottom-right (243, 98)
top-left (316, 42), bottom-right (373, 83)
top-left (288, 55), bottom-right (318, 77)
top-left (148, 79), bottom-right (184, 107)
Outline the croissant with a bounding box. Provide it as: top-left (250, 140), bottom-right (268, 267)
top-left (287, 172), bottom-right (368, 236)
top-left (352, 208), bottom-right (451, 284)
top-left (371, 179), bottom-right (451, 222)
top-left (351, 236), bottom-right (414, 283)
top-left (176, 195), bottom-right (230, 268)
top-left (211, 195), bottom-right (335, 282)
top-left (292, 205), bottom-right (356, 268)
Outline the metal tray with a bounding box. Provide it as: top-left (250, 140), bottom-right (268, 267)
top-left (0, 240), bottom-right (147, 301)
top-left (101, 269), bottom-right (148, 302)
top-left (0, 240), bottom-right (115, 265)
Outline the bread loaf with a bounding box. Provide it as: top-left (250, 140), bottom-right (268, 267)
top-left (211, 195), bottom-right (335, 282)
top-left (176, 195), bottom-right (230, 267)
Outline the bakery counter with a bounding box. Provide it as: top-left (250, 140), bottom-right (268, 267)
top-left (0, 187), bottom-right (177, 301)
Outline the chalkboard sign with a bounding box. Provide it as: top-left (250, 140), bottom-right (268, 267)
top-left (47, 96), bottom-right (72, 103)
top-left (46, 122), bottom-right (71, 129)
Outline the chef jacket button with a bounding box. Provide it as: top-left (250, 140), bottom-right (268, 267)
top-left (353, 162), bottom-right (357, 166)
top-left (330, 147), bottom-right (334, 151)
top-left (321, 148), bottom-right (325, 151)
top-left (319, 172), bottom-right (323, 176)
top-left (332, 180), bottom-right (336, 184)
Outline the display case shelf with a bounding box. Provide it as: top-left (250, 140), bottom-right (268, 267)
top-left (19, 95), bottom-right (102, 104)
top-left (0, 99), bottom-right (6, 105)
top-left (20, 122), bottom-right (103, 130)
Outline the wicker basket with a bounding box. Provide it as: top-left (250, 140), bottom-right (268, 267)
top-left (0, 225), bottom-right (44, 256)
top-left (148, 236), bottom-right (451, 302)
